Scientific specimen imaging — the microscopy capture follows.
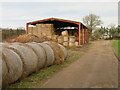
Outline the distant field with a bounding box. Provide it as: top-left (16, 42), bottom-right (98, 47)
top-left (112, 40), bottom-right (120, 60)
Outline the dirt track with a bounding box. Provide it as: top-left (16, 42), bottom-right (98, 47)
top-left (41, 40), bottom-right (118, 88)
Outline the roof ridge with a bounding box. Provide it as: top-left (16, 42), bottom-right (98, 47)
top-left (27, 17), bottom-right (80, 24)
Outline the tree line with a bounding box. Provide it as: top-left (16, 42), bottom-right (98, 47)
top-left (1, 28), bottom-right (25, 41)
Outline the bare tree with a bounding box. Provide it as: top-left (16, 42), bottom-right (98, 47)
top-left (82, 14), bottom-right (103, 35)
top-left (108, 24), bottom-right (118, 38)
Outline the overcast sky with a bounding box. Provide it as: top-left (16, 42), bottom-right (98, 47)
top-left (0, 2), bottom-right (118, 29)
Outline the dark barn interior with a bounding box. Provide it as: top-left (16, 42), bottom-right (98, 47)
top-left (29, 18), bottom-right (79, 37)
top-left (26, 18), bottom-right (89, 45)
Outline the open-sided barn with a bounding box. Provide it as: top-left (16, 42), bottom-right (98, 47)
top-left (26, 18), bottom-right (89, 46)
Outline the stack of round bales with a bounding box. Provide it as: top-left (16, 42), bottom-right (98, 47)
top-left (1, 42), bottom-right (67, 88)
top-left (61, 30), bottom-right (69, 47)
top-left (69, 36), bottom-right (76, 47)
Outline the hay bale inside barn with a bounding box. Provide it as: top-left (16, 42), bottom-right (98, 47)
top-left (26, 18), bottom-right (89, 46)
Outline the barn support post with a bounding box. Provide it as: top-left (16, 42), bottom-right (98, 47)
top-left (83, 27), bottom-right (85, 44)
top-left (85, 28), bottom-right (87, 44)
top-left (26, 23), bottom-right (29, 34)
top-left (84, 28), bottom-right (85, 44)
top-left (82, 25), bottom-right (84, 44)
top-left (84, 28), bottom-right (86, 44)
top-left (86, 29), bottom-right (87, 43)
top-left (78, 23), bottom-right (81, 45)
top-left (85, 28), bottom-right (87, 43)
top-left (84, 27), bottom-right (86, 44)
top-left (86, 29), bottom-right (88, 43)
top-left (87, 29), bottom-right (89, 43)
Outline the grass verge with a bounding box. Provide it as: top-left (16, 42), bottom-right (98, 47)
top-left (8, 42), bottom-right (91, 88)
top-left (112, 40), bottom-right (120, 60)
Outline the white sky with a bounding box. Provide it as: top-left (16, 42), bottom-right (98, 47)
top-left (0, 1), bottom-right (119, 29)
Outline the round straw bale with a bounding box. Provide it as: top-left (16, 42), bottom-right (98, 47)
top-left (58, 44), bottom-right (67, 59)
top-left (0, 56), bottom-right (2, 89)
top-left (8, 44), bottom-right (38, 78)
top-left (0, 43), bottom-right (11, 48)
top-left (38, 43), bottom-right (54, 67)
top-left (0, 46), bottom-right (9, 88)
top-left (12, 42), bottom-right (22, 45)
top-left (25, 42), bottom-right (46, 69)
top-left (1, 54), bottom-right (9, 88)
top-left (43, 41), bottom-right (64, 64)
top-left (61, 30), bottom-right (68, 36)
top-left (2, 47), bottom-right (23, 84)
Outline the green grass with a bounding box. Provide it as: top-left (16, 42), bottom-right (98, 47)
top-left (8, 43), bottom-right (91, 89)
top-left (112, 40), bottom-right (120, 60)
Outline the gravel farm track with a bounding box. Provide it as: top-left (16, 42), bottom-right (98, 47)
top-left (40, 40), bottom-right (118, 88)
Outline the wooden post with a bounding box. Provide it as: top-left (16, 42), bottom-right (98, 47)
top-left (78, 23), bottom-right (81, 45)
